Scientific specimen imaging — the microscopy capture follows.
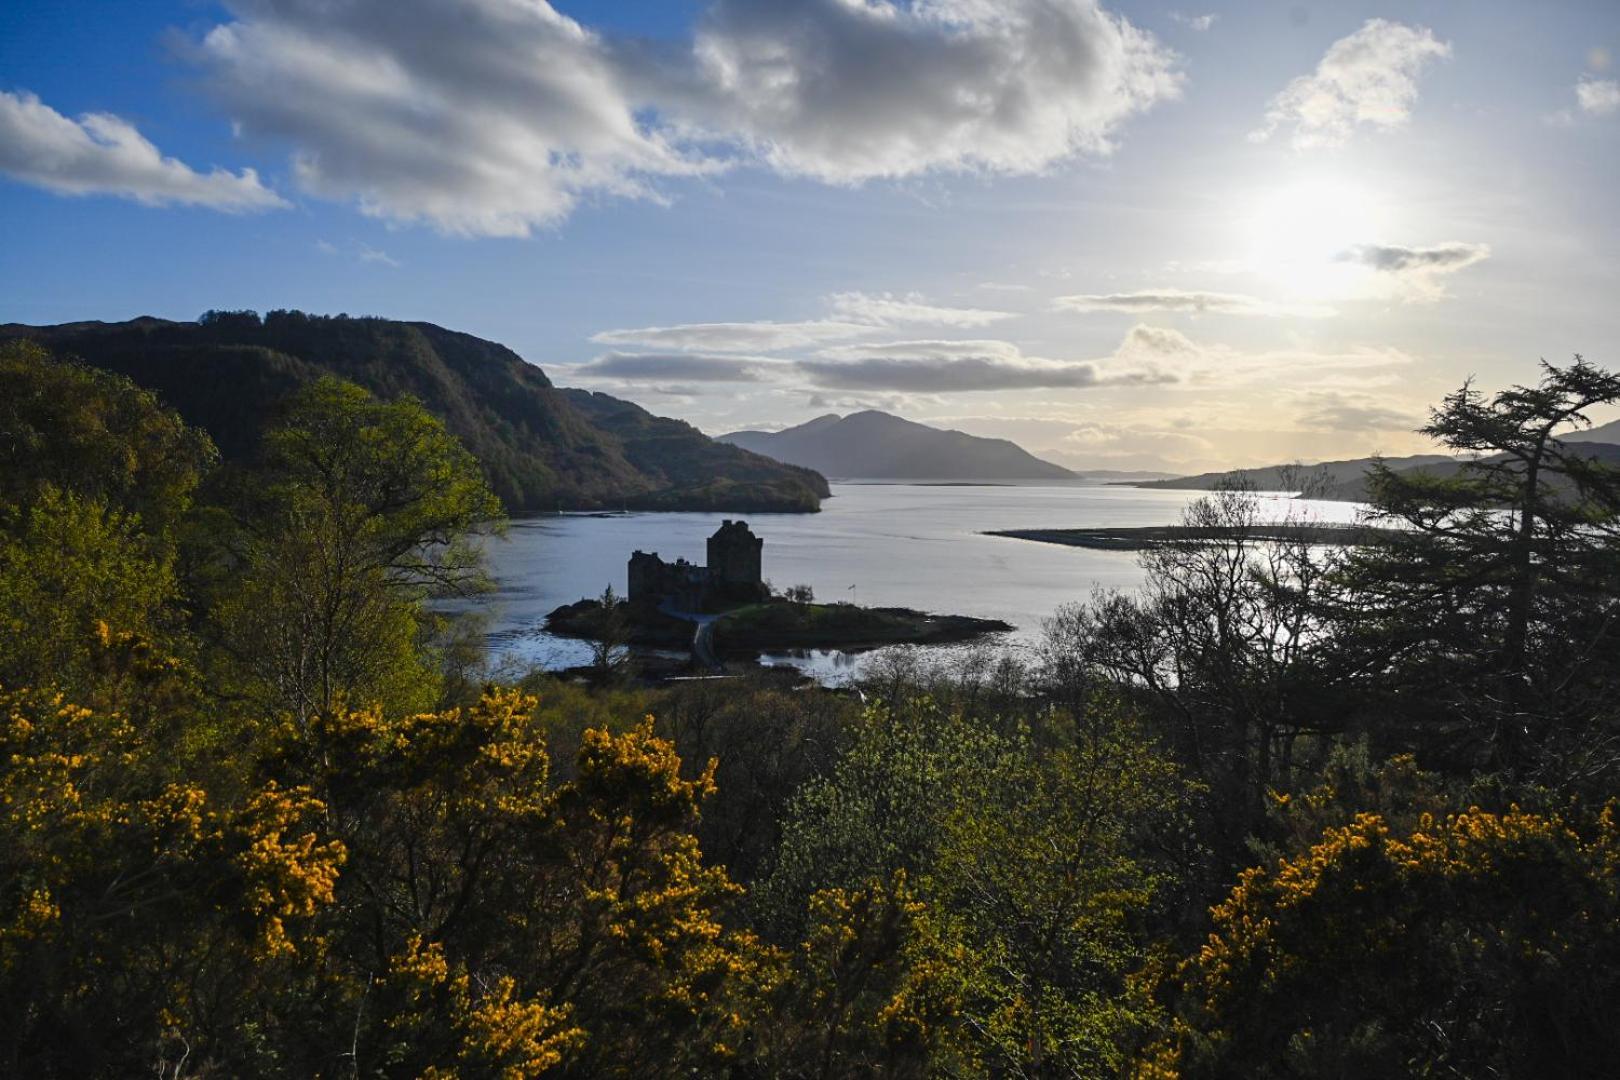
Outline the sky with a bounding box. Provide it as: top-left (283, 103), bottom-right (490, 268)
top-left (2, 0), bottom-right (1618, 473)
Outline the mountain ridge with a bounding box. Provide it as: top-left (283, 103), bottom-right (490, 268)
top-left (1, 311), bottom-right (829, 514)
top-left (719, 410), bottom-right (1075, 480)
top-left (1132, 441), bottom-right (1620, 502)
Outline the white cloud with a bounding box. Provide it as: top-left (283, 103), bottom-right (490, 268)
top-left (828, 291), bottom-right (1015, 327)
top-left (795, 353), bottom-right (1170, 393)
top-left (1337, 241), bottom-right (1491, 301)
top-left (1100, 323), bottom-right (1417, 386)
top-left (1053, 287), bottom-right (1334, 317)
top-left (316, 237), bottom-right (401, 266)
top-left (1251, 19), bottom-right (1450, 149)
top-left (593, 289), bottom-right (1017, 354)
top-left (681, 0), bottom-right (1182, 183)
top-left (1116, 323), bottom-right (1201, 357)
top-left (195, 0), bottom-right (709, 236)
top-left (788, 319), bottom-right (1414, 394)
top-left (568, 351), bottom-right (783, 383)
top-left (1577, 77), bottom-right (1620, 116)
top-left (795, 332), bottom-right (1175, 392)
top-left (1169, 13), bottom-right (1217, 32)
top-left (591, 320), bottom-right (877, 353)
top-left (1293, 390), bottom-right (1419, 432)
top-left (816, 338), bottom-right (1025, 362)
top-left (0, 89), bottom-right (286, 211)
top-left (187, 0), bottom-right (1180, 235)
top-left (803, 391), bottom-right (918, 414)
top-left (357, 244), bottom-right (400, 267)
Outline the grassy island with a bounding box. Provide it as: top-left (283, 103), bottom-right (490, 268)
top-left (546, 596), bottom-right (1011, 659)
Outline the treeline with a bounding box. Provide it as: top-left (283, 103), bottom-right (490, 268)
top-left (2, 339), bottom-right (1619, 1077)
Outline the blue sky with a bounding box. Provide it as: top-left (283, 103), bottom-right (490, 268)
top-left (3, 0), bottom-right (1617, 471)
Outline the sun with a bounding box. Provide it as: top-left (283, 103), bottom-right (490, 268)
top-left (1242, 178), bottom-right (1391, 301)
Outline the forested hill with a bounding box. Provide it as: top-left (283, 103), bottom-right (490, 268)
top-left (1127, 452), bottom-right (1456, 496)
top-left (1133, 443), bottom-right (1620, 502)
top-left (0, 311), bottom-right (829, 513)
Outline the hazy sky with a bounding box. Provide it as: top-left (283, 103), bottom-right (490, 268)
top-left (3, 1), bottom-right (1617, 471)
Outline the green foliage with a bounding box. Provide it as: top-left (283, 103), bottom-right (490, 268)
top-left (0, 339), bottom-right (216, 536)
top-left (208, 377), bottom-right (502, 719)
top-left (0, 487), bottom-right (181, 693)
top-left (1147, 804), bottom-right (1620, 1079)
top-left (760, 696), bottom-right (1191, 1075)
top-left (922, 702), bottom-right (1188, 1076)
top-left (0, 679), bottom-right (345, 1078)
top-left (757, 699), bottom-right (1020, 935)
top-left (1, 346), bottom-right (1618, 1079)
top-left (651, 674), bottom-right (858, 886)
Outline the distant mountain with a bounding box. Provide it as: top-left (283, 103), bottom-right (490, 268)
top-left (1, 311), bottom-right (828, 514)
top-left (1563, 417), bottom-right (1620, 444)
top-left (1136, 442), bottom-right (1620, 503)
top-left (1130, 454), bottom-right (1456, 496)
top-left (1067, 469), bottom-right (1179, 482)
top-left (718, 410), bottom-right (1075, 480)
top-left (1311, 440), bottom-right (1620, 501)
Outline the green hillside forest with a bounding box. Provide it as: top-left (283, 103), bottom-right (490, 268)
top-left (0, 310), bottom-right (830, 514)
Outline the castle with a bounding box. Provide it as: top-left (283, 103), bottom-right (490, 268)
top-left (628, 520), bottom-right (767, 610)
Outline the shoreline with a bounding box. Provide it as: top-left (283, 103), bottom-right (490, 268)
top-left (986, 523), bottom-right (1395, 552)
top-left (545, 596), bottom-right (1013, 669)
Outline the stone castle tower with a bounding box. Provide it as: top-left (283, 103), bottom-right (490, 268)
top-left (627, 520), bottom-right (766, 608)
top-left (707, 520), bottom-right (765, 600)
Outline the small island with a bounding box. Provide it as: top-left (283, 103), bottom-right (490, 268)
top-left (546, 520), bottom-right (1011, 670)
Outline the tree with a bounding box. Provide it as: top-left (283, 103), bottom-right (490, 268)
top-left (921, 699), bottom-right (1189, 1077)
top-left (1145, 803), bottom-right (1620, 1079)
top-left (0, 488), bottom-right (180, 693)
top-left (0, 676), bottom-right (344, 1077)
top-left (588, 584), bottom-right (634, 685)
top-left (0, 339), bottom-right (215, 538)
top-left (759, 694), bottom-right (1190, 1076)
top-left (1342, 357), bottom-right (1620, 770)
top-left (209, 377), bottom-right (503, 719)
top-left (1045, 482), bottom-right (1353, 850)
top-left (784, 583), bottom-right (815, 605)
top-left (282, 692), bottom-right (775, 1078)
top-left (756, 699), bottom-right (1019, 938)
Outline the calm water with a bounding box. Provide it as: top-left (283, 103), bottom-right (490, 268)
top-left (459, 481), bottom-right (1363, 683)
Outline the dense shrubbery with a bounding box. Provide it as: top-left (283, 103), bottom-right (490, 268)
top-left (2, 340), bottom-right (1618, 1076)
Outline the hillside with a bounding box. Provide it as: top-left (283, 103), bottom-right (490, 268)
top-left (1, 311), bottom-right (828, 513)
top-left (719, 410), bottom-right (1074, 480)
top-left (1563, 417), bottom-right (1620, 444)
top-left (1134, 443), bottom-right (1620, 503)
top-left (1312, 440), bottom-right (1620, 501)
top-left (1128, 453), bottom-right (1456, 496)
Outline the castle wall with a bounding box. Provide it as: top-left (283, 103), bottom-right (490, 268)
top-left (629, 521), bottom-right (766, 608)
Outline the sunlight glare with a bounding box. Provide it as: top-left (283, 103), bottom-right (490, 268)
top-left (1243, 179), bottom-right (1391, 301)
